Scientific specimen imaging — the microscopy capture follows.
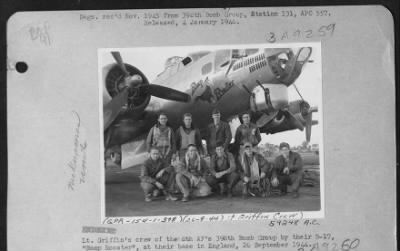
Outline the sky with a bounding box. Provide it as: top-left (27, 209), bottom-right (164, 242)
top-left (99, 43), bottom-right (322, 147)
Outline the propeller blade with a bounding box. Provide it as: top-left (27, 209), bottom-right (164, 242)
top-left (309, 106), bottom-right (318, 113)
top-left (111, 51), bottom-right (130, 77)
top-left (140, 84), bottom-right (191, 102)
top-left (103, 88), bottom-right (129, 130)
top-left (305, 113), bottom-right (312, 142)
top-left (256, 111), bottom-right (278, 128)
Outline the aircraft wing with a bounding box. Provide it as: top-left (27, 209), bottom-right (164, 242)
top-left (120, 139), bottom-right (149, 169)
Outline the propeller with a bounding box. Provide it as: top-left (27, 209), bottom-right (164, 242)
top-left (139, 84), bottom-right (190, 102)
top-left (111, 52), bottom-right (130, 77)
top-left (287, 100), bottom-right (318, 142)
top-left (304, 112), bottom-right (312, 142)
top-left (304, 106), bottom-right (318, 142)
top-left (104, 52), bottom-right (191, 131)
top-left (103, 88), bottom-right (129, 130)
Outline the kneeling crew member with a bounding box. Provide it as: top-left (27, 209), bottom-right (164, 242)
top-left (206, 144), bottom-right (240, 197)
top-left (272, 142), bottom-right (304, 198)
top-left (239, 142), bottom-right (272, 198)
top-left (140, 147), bottom-right (178, 202)
top-left (175, 144), bottom-right (210, 202)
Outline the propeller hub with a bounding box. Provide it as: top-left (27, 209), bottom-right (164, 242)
top-left (127, 75), bottom-right (143, 88)
top-left (301, 101), bottom-right (310, 117)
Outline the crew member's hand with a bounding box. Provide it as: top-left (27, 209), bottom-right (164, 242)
top-left (191, 176), bottom-right (200, 186)
top-left (156, 169), bottom-right (165, 179)
top-left (251, 129), bottom-right (256, 135)
top-left (283, 167), bottom-right (290, 175)
top-left (171, 158), bottom-right (177, 167)
top-left (243, 176), bottom-right (250, 183)
top-left (155, 182), bottom-right (164, 190)
top-left (216, 172), bottom-right (225, 179)
top-left (260, 172), bottom-right (266, 179)
top-left (271, 177), bottom-right (279, 187)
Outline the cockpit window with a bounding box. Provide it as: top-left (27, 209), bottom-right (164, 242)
top-left (268, 51), bottom-right (292, 80)
top-left (182, 57), bottom-right (192, 66)
top-left (267, 47), bottom-right (312, 85)
top-left (164, 56), bottom-right (182, 69)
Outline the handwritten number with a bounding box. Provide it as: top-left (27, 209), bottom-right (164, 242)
top-left (341, 239), bottom-right (351, 251)
top-left (267, 23), bottom-right (335, 42)
top-left (267, 32), bottom-right (276, 43)
top-left (318, 26), bottom-right (326, 36)
top-left (318, 23), bottom-right (336, 37)
top-left (305, 30), bottom-right (313, 38)
top-left (349, 239), bottom-right (360, 250)
top-left (341, 238), bottom-right (360, 251)
top-left (327, 23), bottom-right (336, 36)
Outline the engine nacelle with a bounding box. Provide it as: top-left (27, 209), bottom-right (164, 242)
top-left (267, 114), bottom-right (286, 127)
top-left (250, 84), bottom-right (288, 114)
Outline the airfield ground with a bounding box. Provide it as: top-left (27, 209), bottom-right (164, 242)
top-left (105, 161), bottom-right (321, 217)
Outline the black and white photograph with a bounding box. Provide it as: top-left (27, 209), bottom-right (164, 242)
top-left (6, 5), bottom-right (396, 250)
top-left (100, 44), bottom-right (323, 219)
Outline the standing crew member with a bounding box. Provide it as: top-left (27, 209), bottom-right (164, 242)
top-left (175, 113), bottom-right (204, 159)
top-left (206, 109), bottom-right (232, 155)
top-left (146, 113), bottom-right (176, 164)
top-left (234, 112), bottom-right (261, 157)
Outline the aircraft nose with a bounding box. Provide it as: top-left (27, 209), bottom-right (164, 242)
top-left (267, 47), bottom-right (312, 86)
top-left (284, 47), bottom-right (312, 84)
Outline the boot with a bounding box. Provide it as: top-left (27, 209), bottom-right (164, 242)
top-left (219, 183), bottom-right (226, 196)
top-left (241, 184), bottom-right (248, 199)
top-left (145, 194), bottom-right (152, 202)
top-left (165, 192), bottom-right (178, 201)
top-left (227, 185), bottom-right (233, 198)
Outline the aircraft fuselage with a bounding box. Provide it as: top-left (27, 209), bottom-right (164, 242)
top-left (107, 47), bottom-right (312, 146)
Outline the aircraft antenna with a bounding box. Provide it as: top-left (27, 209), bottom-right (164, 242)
top-left (293, 83), bottom-right (304, 101)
